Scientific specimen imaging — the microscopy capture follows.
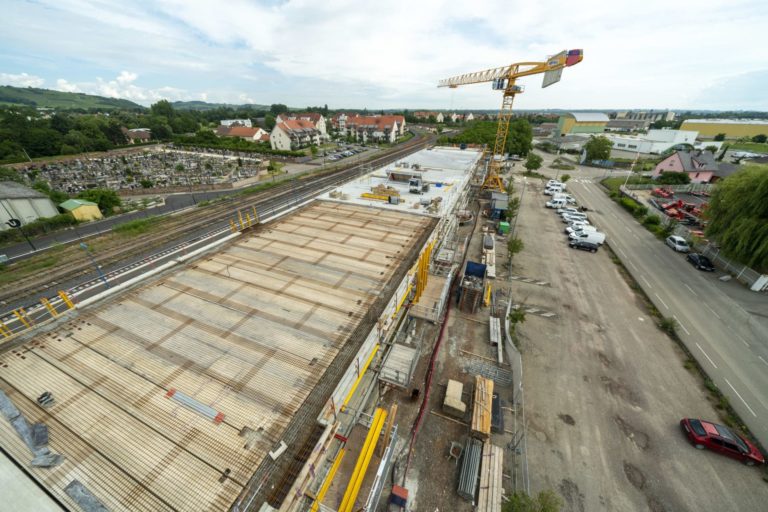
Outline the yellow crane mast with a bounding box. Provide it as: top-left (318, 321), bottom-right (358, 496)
top-left (438, 49), bottom-right (584, 191)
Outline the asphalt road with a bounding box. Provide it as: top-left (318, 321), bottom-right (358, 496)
top-left (570, 177), bottom-right (768, 446)
top-left (514, 175), bottom-right (767, 510)
top-left (529, 151), bottom-right (768, 448)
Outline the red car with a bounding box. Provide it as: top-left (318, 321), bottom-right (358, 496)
top-left (680, 418), bottom-right (765, 466)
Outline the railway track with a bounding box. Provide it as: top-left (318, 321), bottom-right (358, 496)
top-left (1, 133), bottom-right (433, 311)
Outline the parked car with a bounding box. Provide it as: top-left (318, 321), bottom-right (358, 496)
top-left (569, 231), bottom-right (606, 245)
top-left (680, 418), bottom-right (765, 466)
top-left (546, 199), bottom-right (566, 208)
top-left (566, 224), bottom-right (596, 235)
top-left (556, 207), bottom-right (580, 215)
top-left (666, 235), bottom-right (690, 253)
top-left (686, 253), bottom-right (715, 271)
top-left (568, 240), bottom-right (598, 253)
top-left (562, 213), bottom-right (588, 224)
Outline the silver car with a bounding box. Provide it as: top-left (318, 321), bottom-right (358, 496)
top-left (666, 235), bottom-right (690, 253)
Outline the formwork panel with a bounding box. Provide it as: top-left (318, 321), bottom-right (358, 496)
top-left (0, 201), bottom-right (433, 512)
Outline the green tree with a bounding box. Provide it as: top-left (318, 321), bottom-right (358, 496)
top-left (705, 165), bottom-right (768, 272)
top-left (77, 189), bottom-right (122, 214)
top-left (752, 134), bottom-right (767, 143)
top-left (657, 172), bottom-right (691, 185)
top-left (506, 118), bottom-right (533, 156)
top-left (507, 237), bottom-right (524, 258)
top-left (705, 145), bottom-right (718, 153)
top-left (140, 179), bottom-right (154, 188)
top-left (310, 145), bottom-right (319, 156)
top-left (584, 135), bottom-right (613, 162)
top-left (265, 114), bottom-right (276, 130)
top-left (150, 99), bottom-right (175, 118)
top-left (508, 308), bottom-right (527, 327)
top-left (559, 174), bottom-right (571, 183)
top-left (506, 196), bottom-right (521, 221)
top-left (270, 104), bottom-right (289, 115)
top-left (503, 490), bottom-right (562, 512)
top-left (714, 133), bottom-right (726, 141)
top-left (524, 153), bottom-right (543, 172)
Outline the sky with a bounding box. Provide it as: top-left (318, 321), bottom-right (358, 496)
top-left (1, 0), bottom-right (767, 111)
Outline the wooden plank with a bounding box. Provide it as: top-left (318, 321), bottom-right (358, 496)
top-left (471, 376), bottom-right (494, 439)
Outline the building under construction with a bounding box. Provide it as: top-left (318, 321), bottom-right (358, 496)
top-left (0, 146), bottom-right (484, 512)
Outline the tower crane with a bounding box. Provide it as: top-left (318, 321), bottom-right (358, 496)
top-left (439, 49), bottom-right (583, 191)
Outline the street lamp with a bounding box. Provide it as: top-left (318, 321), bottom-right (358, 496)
top-left (80, 242), bottom-right (110, 289)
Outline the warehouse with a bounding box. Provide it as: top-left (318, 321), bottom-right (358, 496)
top-left (0, 181), bottom-right (59, 230)
top-left (680, 118), bottom-right (768, 139)
top-left (556, 112), bottom-right (609, 136)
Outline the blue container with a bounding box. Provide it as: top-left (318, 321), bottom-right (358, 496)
top-left (465, 261), bottom-right (487, 278)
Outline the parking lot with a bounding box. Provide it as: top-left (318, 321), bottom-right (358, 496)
top-left (511, 176), bottom-right (766, 511)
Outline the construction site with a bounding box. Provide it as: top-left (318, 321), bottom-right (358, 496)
top-left (1, 51), bottom-right (586, 512)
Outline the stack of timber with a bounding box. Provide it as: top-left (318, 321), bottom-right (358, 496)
top-left (471, 375), bottom-right (494, 440)
top-left (477, 442), bottom-right (503, 512)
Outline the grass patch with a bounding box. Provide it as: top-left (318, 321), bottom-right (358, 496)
top-left (727, 141), bottom-right (768, 153)
top-left (0, 255), bottom-right (59, 285)
top-left (601, 176), bottom-right (654, 195)
top-left (113, 216), bottom-right (161, 236)
top-left (521, 170), bottom-right (547, 179)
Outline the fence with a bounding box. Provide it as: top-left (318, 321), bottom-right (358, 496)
top-left (624, 182), bottom-right (714, 194)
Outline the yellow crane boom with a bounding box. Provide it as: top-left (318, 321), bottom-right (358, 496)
top-left (439, 49), bottom-right (583, 191)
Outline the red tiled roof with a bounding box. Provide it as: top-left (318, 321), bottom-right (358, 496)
top-left (278, 119), bottom-right (319, 134)
top-left (259, 133), bottom-right (270, 141)
top-left (347, 115), bottom-right (402, 129)
top-left (227, 126), bottom-right (259, 138)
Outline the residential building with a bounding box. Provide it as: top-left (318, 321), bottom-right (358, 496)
top-left (0, 181), bottom-right (59, 230)
top-left (276, 112), bottom-right (328, 139)
top-left (344, 115), bottom-right (404, 143)
top-left (59, 199), bottom-right (103, 221)
top-left (220, 119), bottom-right (253, 128)
top-left (123, 128), bottom-right (152, 144)
top-left (680, 119), bottom-right (768, 139)
top-left (413, 111), bottom-right (444, 123)
top-left (652, 150), bottom-right (737, 183)
top-left (270, 119), bottom-right (320, 151)
top-left (465, 113), bottom-right (475, 122)
top-left (556, 112), bottom-right (609, 136)
top-left (216, 126), bottom-right (269, 142)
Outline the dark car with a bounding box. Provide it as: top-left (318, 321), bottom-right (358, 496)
top-left (686, 253), bottom-right (715, 271)
top-left (680, 418), bottom-right (765, 466)
top-left (568, 240), bottom-right (598, 253)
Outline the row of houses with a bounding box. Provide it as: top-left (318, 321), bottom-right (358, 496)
top-left (412, 111), bottom-right (476, 123)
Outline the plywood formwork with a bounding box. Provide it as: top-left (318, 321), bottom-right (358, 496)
top-left (0, 201), bottom-right (433, 512)
top-left (477, 442), bottom-right (503, 512)
top-left (471, 375), bottom-right (494, 440)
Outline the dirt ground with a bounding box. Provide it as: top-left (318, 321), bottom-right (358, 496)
top-left (511, 177), bottom-right (768, 511)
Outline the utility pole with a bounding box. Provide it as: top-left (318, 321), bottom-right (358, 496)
top-left (80, 242), bottom-right (109, 289)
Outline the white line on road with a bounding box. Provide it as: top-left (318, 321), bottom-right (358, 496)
top-left (641, 275), bottom-right (652, 288)
top-left (683, 283), bottom-right (698, 297)
top-left (655, 293), bottom-right (669, 310)
top-left (735, 334), bottom-right (750, 348)
top-left (629, 261), bottom-right (638, 270)
top-left (724, 378), bottom-right (758, 417)
top-left (611, 213), bottom-right (619, 219)
top-left (616, 247), bottom-right (627, 258)
top-left (703, 303), bottom-right (722, 320)
top-left (696, 343), bottom-right (718, 369)
top-left (758, 356), bottom-right (768, 368)
top-left (624, 226), bottom-right (632, 233)
top-left (673, 315), bottom-right (690, 335)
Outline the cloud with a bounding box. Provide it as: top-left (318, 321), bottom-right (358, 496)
top-left (55, 79), bottom-right (80, 92)
top-left (0, 72), bottom-right (45, 88)
top-left (2, 0), bottom-right (768, 109)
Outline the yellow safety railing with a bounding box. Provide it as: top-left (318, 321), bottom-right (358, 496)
top-left (338, 408), bottom-right (388, 512)
top-left (309, 448), bottom-right (346, 512)
top-left (340, 344), bottom-right (379, 412)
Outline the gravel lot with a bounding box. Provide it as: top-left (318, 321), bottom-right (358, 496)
top-left (511, 177), bottom-right (767, 511)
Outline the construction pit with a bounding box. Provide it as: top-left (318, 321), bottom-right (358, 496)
top-left (0, 147), bottom-right (496, 512)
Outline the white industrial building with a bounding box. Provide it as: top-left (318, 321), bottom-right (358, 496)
top-left (0, 181), bottom-right (59, 230)
top-left (606, 129), bottom-right (699, 155)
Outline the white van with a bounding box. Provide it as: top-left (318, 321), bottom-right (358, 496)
top-left (544, 184), bottom-right (564, 195)
top-left (570, 231), bottom-right (606, 245)
top-left (546, 198), bottom-right (566, 208)
top-left (565, 223), bottom-right (596, 235)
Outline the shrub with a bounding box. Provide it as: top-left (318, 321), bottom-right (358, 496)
top-left (642, 215), bottom-right (661, 227)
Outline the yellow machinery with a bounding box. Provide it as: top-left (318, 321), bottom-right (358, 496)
top-left (438, 49), bottom-right (584, 192)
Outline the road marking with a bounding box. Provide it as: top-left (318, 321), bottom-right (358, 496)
top-left (703, 303), bottom-right (722, 320)
top-left (759, 356), bottom-right (768, 368)
top-left (696, 343), bottom-right (718, 369)
top-left (655, 293), bottom-right (669, 310)
top-left (735, 334), bottom-right (750, 348)
top-left (629, 261), bottom-right (638, 271)
top-left (624, 226), bottom-right (632, 233)
top-left (611, 213), bottom-right (619, 220)
top-left (616, 247), bottom-right (627, 258)
top-left (724, 378), bottom-right (758, 417)
top-left (641, 275), bottom-right (652, 288)
top-left (673, 315), bottom-right (690, 335)
top-left (683, 283), bottom-right (698, 297)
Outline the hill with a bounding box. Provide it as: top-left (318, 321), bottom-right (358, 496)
top-left (0, 85), bottom-right (143, 110)
top-left (171, 100), bottom-right (270, 111)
